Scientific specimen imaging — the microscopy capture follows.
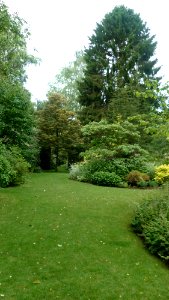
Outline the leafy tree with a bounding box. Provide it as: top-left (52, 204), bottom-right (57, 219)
top-left (0, 80), bottom-right (34, 147)
top-left (127, 112), bottom-right (169, 162)
top-left (0, 2), bottom-right (38, 167)
top-left (78, 5), bottom-right (161, 123)
top-left (70, 119), bottom-right (149, 185)
top-left (0, 2), bottom-right (36, 83)
top-left (37, 93), bottom-right (82, 170)
top-left (82, 119), bottom-right (140, 150)
top-left (49, 51), bottom-right (85, 112)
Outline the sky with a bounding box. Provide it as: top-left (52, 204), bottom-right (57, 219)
top-left (4, 0), bottom-right (169, 102)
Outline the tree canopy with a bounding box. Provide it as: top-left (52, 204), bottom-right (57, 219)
top-left (78, 5), bottom-right (161, 123)
top-left (0, 2), bottom-right (37, 166)
top-left (49, 51), bottom-right (85, 112)
top-left (37, 93), bottom-right (82, 169)
top-left (0, 2), bottom-right (36, 83)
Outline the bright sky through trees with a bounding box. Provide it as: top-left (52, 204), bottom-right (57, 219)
top-left (4, 0), bottom-right (169, 102)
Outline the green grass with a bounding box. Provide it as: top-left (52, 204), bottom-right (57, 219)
top-left (0, 172), bottom-right (169, 300)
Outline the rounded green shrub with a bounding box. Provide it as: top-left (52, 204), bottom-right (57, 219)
top-left (91, 171), bottom-right (122, 187)
top-left (148, 180), bottom-right (159, 188)
top-left (0, 143), bottom-right (29, 187)
top-left (137, 181), bottom-right (148, 188)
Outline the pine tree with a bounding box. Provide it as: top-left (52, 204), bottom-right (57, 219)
top-left (78, 6), bottom-right (160, 123)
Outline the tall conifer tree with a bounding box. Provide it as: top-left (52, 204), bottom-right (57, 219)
top-left (78, 6), bottom-right (160, 123)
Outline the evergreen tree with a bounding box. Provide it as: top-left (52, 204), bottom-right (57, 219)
top-left (78, 6), bottom-right (160, 123)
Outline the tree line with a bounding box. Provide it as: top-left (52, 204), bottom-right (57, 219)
top-left (0, 2), bottom-right (168, 186)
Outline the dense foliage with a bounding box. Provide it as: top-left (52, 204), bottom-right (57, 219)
top-left (0, 80), bottom-right (35, 148)
top-left (69, 143), bottom-right (149, 187)
top-left (0, 2), bottom-right (37, 152)
top-left (50, 51), bottom-right (85, 112)
top-left (1, 3), bottom-right (169, 190)
top-left (154, 164), bottom-right (169, 184)
top-left (0, 2), bottom-right (37, 184)
top-left (0, 2), bottom-right (36, 83)
top-left (37, 93), bottom-right (82, 169)
top-left (127, 112), bottom-right (169, 162)
top-left (78, 5), bottom-right (161, 123)
top-left (126, 170), bottom-right (150, 186)
top-left (132, 187), bottom-right (169, 261)
top-left (0, 142), bottom-right (29, 187)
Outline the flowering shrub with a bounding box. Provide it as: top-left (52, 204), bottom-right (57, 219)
top-left (154, 164), bottom-right (169, 184)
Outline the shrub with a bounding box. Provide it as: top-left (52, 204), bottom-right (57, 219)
top-left (0, 143), bottom-right (29, 187)
top-left (70, 145), bottom-right (149, 187)
top-left (69, 163), bottom-right (82, 180)
top-left (144, 217), bottom-right (169, 259)
top-left (137, 181), bottom-right (148, 188)
top-left (131, 187), bottom-right (169, 260)
top-left (69, 163), bottom-right (88, 182)
top-left (0, 154), bottom-right (15, 187)
top-left (145, 162), bottom-right (156, 180)
top-left (91, 171), bottom-right (122, 187)
top-left (117, 181), bottom-right (128, 188)
top-left (8, 147), bottom-right (30, 185)
top-left (148, 180), bottom-right (159, 188)
top-left (81, 147), bottom-right (148, 181)
top-left (126, 170), bottom-right (149, 186)
top-left (84, 158), bottom-right (115, 174)
top-left (154, 164), bottom-right (169, 184)
top-left (83, 157), bottom-right (128, 181)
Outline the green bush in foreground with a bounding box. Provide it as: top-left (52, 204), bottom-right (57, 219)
top-left (91, 171), bottom-right (122, 187)
top-left (0, 143), bottom-right (29, 187)
top-left (132, 186), bottom-right (169, 261)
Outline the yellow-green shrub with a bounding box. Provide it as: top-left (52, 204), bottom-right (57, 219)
top-left (154, 164), bottom-right (169, 184)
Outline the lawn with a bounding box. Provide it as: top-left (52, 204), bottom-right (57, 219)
top-left (0, 172), bottom-right (169, 300)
